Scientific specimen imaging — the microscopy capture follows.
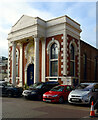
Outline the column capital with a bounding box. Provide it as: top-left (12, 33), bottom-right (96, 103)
top-left (11, 41), bottom-right (17, 46)
top-left (18, 42), bottom-right (23, 47)
top-left (34, 37), bottom-right (39, 42)
top-left (32, 34), bottom-right (44, 40)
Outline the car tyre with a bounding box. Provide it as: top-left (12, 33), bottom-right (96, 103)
top-left (38, 95), bottom-right (42, 100)
top-left (59, 96), bottom-right (64, 103)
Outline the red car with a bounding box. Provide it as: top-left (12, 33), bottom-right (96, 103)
top-left (43, 85), bottom-right (72, 103)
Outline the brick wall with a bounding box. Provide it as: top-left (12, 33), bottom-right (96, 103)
top-left (80, 40), bottom-right (98, 82)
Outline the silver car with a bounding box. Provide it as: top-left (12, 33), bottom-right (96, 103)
top-left (68, 83), bottom-right (98, 104)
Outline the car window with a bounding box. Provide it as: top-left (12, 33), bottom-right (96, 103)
top-left (93, 84), bottom-right (98, 92)
top-left (94, 84), bottom-right (98, 89)
top-left (76, 84), bottom-right (88, 90)
top-left (51, 86), bottom-right (65, 92)
top-left (30, 83), bottom-right (43, 89)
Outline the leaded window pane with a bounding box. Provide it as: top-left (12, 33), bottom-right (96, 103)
top-left (70, 61), bottom-right (74, 76)
top-left (70, 44), bottom-right (75, 60)
top-left (50, 61), bottom-right (58, 76)
top-left (50, 43), bottom-right (58, 59)
top-left (70, 44), bottom-right (75, 76)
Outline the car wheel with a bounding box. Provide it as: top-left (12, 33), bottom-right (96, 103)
top-left (38, 95), bottom-right (42, 100)
top-left (7, 91), bottom-right (13, 97)
top-left (59, 97), bottom-right (64, 103)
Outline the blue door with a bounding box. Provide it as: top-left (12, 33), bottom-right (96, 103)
top-left (27, 64), bottom-right (34, 86)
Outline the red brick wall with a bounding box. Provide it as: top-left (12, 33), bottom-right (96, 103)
top-left (67, 34), bottom-right (79, 77)
top-left (80, 40), bottom-right (98, 82)
top-left (23, 42), bottom-right (28, 85)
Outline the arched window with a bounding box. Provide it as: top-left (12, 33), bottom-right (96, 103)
top-left (50, 43), bottom-right (58, 77)
top-left (70, 44), bottom-right (75, 76)
top-left (83, 53), bottom-right (87, 80)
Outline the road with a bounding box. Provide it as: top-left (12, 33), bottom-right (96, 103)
top-left (1, 96), bottom-right (96, 119)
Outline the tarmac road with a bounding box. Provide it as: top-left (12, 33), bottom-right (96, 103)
top-left (1, 96), bottom-right (97, 119)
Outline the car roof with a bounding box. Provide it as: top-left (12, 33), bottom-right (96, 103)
top-left (35, 81), bottom-right (59, 84)
top-left (0, 81), bottom-right (7, 84)
top-left (58, 85), bottom-right (71, 87)
top-left (80, 83), bottom-right (98, 86)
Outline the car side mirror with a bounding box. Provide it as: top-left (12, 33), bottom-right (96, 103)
top-left (92, 89), bottom-right (98, 92)
top-left (2, 85), bottom-right (5, 88)
top-left (92, 89), bottom-right (94, 92)
top-left (42, 86), bottom-right (46, 89)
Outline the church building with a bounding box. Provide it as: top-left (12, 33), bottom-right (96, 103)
top-left (7, 15), bottom-right (98, 87)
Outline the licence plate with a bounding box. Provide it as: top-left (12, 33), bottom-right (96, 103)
top-left (46, 100), bottom-right (51, 102)
top-left (72, 98), bottom-right (79, 101)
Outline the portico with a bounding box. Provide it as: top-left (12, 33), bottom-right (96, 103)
top-left (7, 15), bottom-right (46, 86)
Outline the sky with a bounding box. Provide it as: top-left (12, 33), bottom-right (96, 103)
top-left (0, 0), bottom-right (97, 57)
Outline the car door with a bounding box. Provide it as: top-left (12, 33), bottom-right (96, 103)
top-left (63, 86), bottom-right (72, 100)
top-left (2, 83), bottom-right (8, 95)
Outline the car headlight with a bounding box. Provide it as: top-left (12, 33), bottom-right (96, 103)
top-left (31, 92), bottom-right (36, 94)
top-left (52, 95), bottom-right (58, 97)
top-left (43, 94), bottom-right (46, 97)
top-left (82, 94), bottom-right (89, 100)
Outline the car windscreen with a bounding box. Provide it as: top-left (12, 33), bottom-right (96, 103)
top-left (29, 83), bottom-right (43, 89)
top-left (76, 84), bottom-right (93, 91)
top-left (51, 86), bottom-right (65, 92)
top-left (82, 85), bottom-right (93, 91)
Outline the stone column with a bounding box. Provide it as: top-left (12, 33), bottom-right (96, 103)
top-left (12, 41), bottom-right (16, 85)
top-left (34, 37), bottom-right (39, 83)
top-left (41, 38), bottom-right (46, 82)
top-left (19, 43), bottom-right (23, 86)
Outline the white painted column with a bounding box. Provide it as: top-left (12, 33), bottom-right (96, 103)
top-left (34, 37), bottom-right (39, 83)
top-left (19, 43), bottom-right (23, 86)
top-left (41, 38), bottom-right (46, 82)
top-left (12, 41), bottom-right (16, 85)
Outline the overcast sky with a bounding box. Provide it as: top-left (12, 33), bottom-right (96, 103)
top-left (0, 0), bottom-right (97, 57)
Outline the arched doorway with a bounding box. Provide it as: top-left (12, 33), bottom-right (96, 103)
top-left (27, 64), bottom-right (34, 86)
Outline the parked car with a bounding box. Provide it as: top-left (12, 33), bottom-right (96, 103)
top-left (43, 85), bottom-right (72, 103)
top-left (22, 81), bottom-right (59, 100)
top-left (68, 83), bottom-right (98, 105)
top-left (0, 81), bottom-right (23, 97)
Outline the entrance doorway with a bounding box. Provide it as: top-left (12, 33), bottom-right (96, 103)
top-left (27, 64), bottom-right (34, 86)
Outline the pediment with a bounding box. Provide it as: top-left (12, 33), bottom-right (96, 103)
top-left (11, 15), bottom-right (36, 32)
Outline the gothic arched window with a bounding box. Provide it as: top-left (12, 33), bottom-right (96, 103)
top-left (50, 43), bottom-right (58, 77)
top-left (70, 44), bottom-right (75, 76)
